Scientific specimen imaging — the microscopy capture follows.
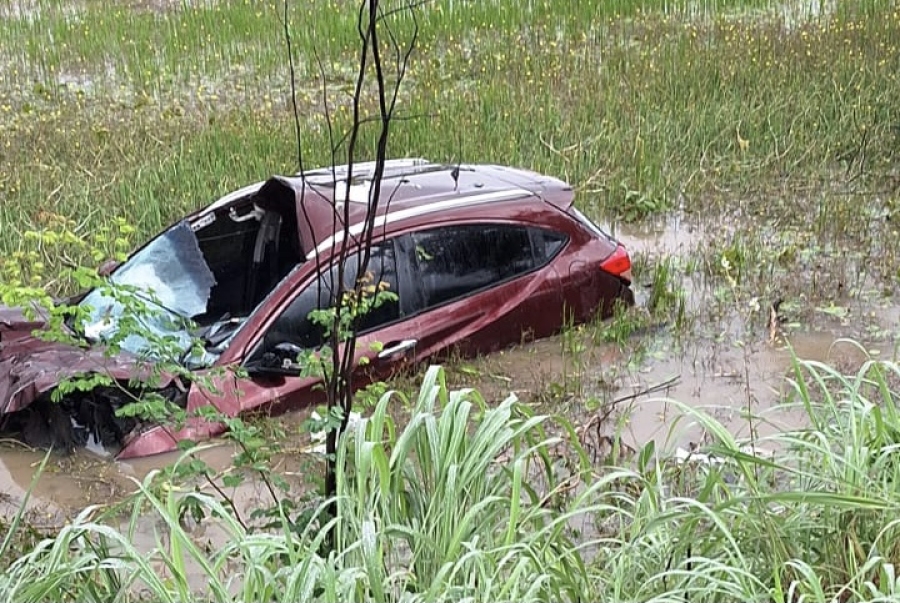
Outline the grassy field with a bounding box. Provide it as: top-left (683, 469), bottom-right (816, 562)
top-left (2, 0), bottom-right (900, 600)
top-left (1, 0), bottom-right (898, 258)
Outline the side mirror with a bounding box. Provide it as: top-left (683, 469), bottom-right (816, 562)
top-left (247, 341), bottom-right (304, 377)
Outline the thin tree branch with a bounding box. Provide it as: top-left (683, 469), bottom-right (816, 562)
top-left (279, 0), bottom-right (305, 172)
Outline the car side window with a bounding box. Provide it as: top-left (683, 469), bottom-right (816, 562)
top-left (354, 243), bottom-right (401, 333)
top-left (530, 228), bottom-right (568, 263)
top-left (410, 224), bottom-right (536, 309)
top-left (263, 242), bottom-right (400, 351)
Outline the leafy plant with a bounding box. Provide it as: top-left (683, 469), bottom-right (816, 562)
top-left (0, 365), bottom-right (607, 602)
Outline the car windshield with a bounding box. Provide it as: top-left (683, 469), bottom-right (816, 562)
top-left (78, 220), bottom-right (217, 361)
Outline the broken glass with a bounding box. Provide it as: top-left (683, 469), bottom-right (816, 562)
top-left (79, 221), bottom-right (217, 360)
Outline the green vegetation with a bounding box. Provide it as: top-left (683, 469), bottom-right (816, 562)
top-left (2, 0), bottom-right (900, 600)
top-left (5, 360), bottom-right (900, 601)
top-left (1, 0), bottom-right (898, 275)
top-left (2, 0), bottom-right (896, 339)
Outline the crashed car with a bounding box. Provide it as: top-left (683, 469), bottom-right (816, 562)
top-left (0, 159), bottom-right (634, 459)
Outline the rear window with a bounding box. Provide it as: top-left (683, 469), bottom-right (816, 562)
top-left (568, 207), bottom-right (617, 243)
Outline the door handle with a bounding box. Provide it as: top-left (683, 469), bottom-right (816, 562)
top-left (377, 338), bottom-right (418, 360)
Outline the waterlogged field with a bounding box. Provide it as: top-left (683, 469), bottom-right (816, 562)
top-left (2, 0), bottom-right (900, 601)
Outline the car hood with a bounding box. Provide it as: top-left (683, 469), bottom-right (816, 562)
top-left (0, 304), bottom-right (48, 340)
top-left (0, 304), bottom-right (169, 415)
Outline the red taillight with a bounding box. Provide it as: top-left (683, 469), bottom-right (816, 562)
top-left (600, 244), bottom-right (632, 283)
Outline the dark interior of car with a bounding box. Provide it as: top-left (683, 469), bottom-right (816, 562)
top-left (193, 179), bottom-right (304, 325)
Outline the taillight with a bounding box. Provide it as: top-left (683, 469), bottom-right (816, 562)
top-left (600, 244), bottom-right (632, 284)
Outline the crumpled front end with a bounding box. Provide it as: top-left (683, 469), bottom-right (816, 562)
top-left (0, 308), bottom-right (182, 453)
top-left (0, 304), bottom-right (56, 416)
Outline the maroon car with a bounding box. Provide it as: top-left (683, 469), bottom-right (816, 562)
top-left (0, 159), bottom-right (633, 458)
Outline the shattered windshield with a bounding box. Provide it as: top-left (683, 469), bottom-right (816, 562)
top-left (78, 221), bottom-right (217, 361)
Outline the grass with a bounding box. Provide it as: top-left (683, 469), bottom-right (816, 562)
top-left (0, 366), bottom-right (605, 601)
top-left (5, 358), bottom-right (900, 601)
top-left (2, 0), bottom-right (899, 270)
top-left (5, 0), bottom-right (896, 357)
top-left (2, 0), bottom-right (897, 325)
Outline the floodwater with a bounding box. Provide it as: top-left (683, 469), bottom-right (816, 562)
top-left (1, 211), bottom-right (898, 562)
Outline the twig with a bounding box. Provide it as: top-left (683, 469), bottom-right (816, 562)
top-left (279, 0), bottom-right (305, 171)
top-left (586, 375), bottom-right (680, 428)
top-left (611, 374), bottom-right (681, 406)
top-left (538, 472), bottom-right (582, 509)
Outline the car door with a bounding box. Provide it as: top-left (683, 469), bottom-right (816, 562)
top-left (230, 239), bottom-right (418, 415)
top-left (403, 223), bottom-right (565, 362)
top-left (334, 237), bottom-right (422, 385)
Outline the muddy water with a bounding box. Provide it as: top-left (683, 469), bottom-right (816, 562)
top-left (0, 423), bottom-right (316, 523)
top-left (452, 320), bottom-right (893, 452)
top-left (1, 212), bottom-right (898, 558)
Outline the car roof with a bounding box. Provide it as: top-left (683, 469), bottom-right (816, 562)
top-left (203, 159), bottom-right (576, 257)
top-left (300, 158), bottom-right (572, 207)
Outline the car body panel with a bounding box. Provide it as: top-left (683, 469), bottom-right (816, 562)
top-left (413, 273), bottom-right (564, 360)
